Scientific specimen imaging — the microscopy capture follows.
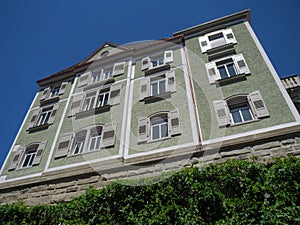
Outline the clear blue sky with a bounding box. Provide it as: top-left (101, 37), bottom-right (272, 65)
top-left (0, 0), bottom-right (299, 168)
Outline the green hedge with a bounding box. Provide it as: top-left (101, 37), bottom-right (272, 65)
top-left (1, 157), bottom-right (300, 224)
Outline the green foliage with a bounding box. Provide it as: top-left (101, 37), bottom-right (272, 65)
top-left (1, 157), bottom-right (300, 224)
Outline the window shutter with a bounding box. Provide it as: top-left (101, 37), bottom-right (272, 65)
top-left (205, 62), bottom-right (221, 84)
top-left (8, 146), bottom-right (25, 171)
top-left (54, 133), bottom-right (73, 159)
top-left (108, 83), bottom-right (122, 106)
top-left (138, 117), bottom-right (148, 143)
top-left (166, 70), bottom-right (176, 93)
top-left (233, 54), bottom-right (250, 75)
top-left (169, 110), bottom-right (181, 136)
top-left (32, 141), bottom-right (47, 166)
top-left (58, 81), bottom-right (68, 95)
top-left (141, 56), bottom-right (150, 70)
top-left (40, 87), bottom-right (50, 101)
top-left (102, 123), bottom-right (116, 148)
top-left (248, 91), bottom-right (270, 118)
top-left (140, 77), bottom-right (150, 100)
top-left (77, 71), bottom-right (91, 87)
top-left (224, 28), bottom-right (237, 45)
top-left (48, 103), bottom-right (59, 125)
top-left (112, 61), bottom-right (125, 76)
top-left (213, 100), bottom-right (230, 127)
top-left (69, 93), bottom-right (84, 117)
top-left (164, 50), bottom-right (173, 64)
top-left (27, 108), bottom-right (40, 130)
top-left (198, 35), bottom-right (210, 53)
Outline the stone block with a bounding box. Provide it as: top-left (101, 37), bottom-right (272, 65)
top-left (77, 175), bottom-right (100, 185)
top-left (56, 181), bottom-right (77, 189)
top-left (253, 141), bottom-right (281, 151)
top-left (281, 139), bottom-right (295, 145)
top-left (66, 186), bottom-right (79, 193)
top-left (221, 147), bottom-right (251, 157)
top-left (271, 146), bottom-right (293, 156)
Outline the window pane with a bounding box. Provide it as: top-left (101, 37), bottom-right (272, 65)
top-left (241, 107), bottom-right (252, 121)
top-left (151, 82), bottom-right (158, 96)
top-left (159, 80), bottom-right (166, 94)
top-left (23, 155), bottom-right (31, 167)
top-left (95, 137), bottom-right (101, 150)
top-left (152, 126), bottom-right (160, 140)
top-left (89, 138), bottom-right (96, 151)
top-left (161, 123), bottom-right (168, 138)
top-left (218, 66), bottom-right (228, 79)
top-left (231, 110), bottom-right (242, 123)
top-left (227, 63), bottom-right (237, 77)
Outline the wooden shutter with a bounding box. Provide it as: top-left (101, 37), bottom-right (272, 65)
top-left (224, 28), bottom-right (237, 45)
top-left (102, 123), bottom-right (116, 148)
top-left (233, 54), bottom-right (250, 75)
top-left (8, 146), bottom-right (25, 171)
top-left (32, 141), bottom-right (47, 166)
top-left (169, 110), bottom-right (181, 136)
top-left (140, 77), bottom-right (150, 100)
top-left (138, 117), bottom-right (148, 143)
top-left (164, 50), bottom-right (173, 64)
top-left (112, 61), bottom-right (125, 76)
top-left (198, 35), bottom-right (210, 53)
top-left (27, 108), bottom-right (40, 130)
top-left (54, 133), bottom-right (73, 159)
top-left (40, 87), bottom-right (50, 101)
top-left (248, 91), bottom-right (270, 118)
top-left (108, 83), bottom-right (122, 106)
top-left (47, 103), bottom-right (59, 125)
top-left (69, 93), bottom-right (84, 117)
top-left (77, 71), bottom-right (91, 87)
top-left (141, 56), bottom-right (150, 71)
top-left (166, 71), bottom-right (176, 93)
top-left (213, 100), bottom-right (230, 127)
top-left (58, 81), bottom-right (68, 95)
top-left (205, 62), bottom-right (221, 84)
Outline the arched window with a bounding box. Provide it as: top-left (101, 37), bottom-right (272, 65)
top-left (150, 113), bottom-right (169, 140)
top-left (227, 95), bottom-right (253, 124)
top-left (88, 126), bottom-right (102, 152)
top-left (72, 130), bottom-right (87, 155)
top-left (22, 144), bottom-right (39, 168)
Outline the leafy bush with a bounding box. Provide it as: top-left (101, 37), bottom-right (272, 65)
top-left (1, 157), bottom-right (300, 224)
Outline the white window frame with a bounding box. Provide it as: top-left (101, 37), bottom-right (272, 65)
top-left (150, 114), bottom-right (169, 141)
top-left (150, 77), bottom-right (167, 96)
top-left (36, 108), bottom-right (52, 126)
top-left (150, 54), bottom-right (165, 69)
top-left (228, 99), bottom-right (254, 124)
top-left (82, 94), bottom-right (96, 112)
top-left (22, 148), bottom-right (37, 168)
top-left (217, 59), bottom-right (238, 79)
top-left (96, 90), bottom-right (110, 108)
top-left (88, 129), bottom-right (102, 152)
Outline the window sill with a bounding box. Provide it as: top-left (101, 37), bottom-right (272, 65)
top-left (145, 64), bottom-right (170, 76)
top-left (216, 73), bottom-right (247, 86)
top-left (146, 136), bottom-right (172, 144)
top-left (27, 123), bottom-right (51, 132)
top-left (143, 92), bottom-right (171, 103)
top-left (206, 43), bottom-right (236, 55)
top-left (75, 105), bottom-right (111, 119)
top-left (40, 96), bottom-right (60, 105)
top-left (84, 78), bottom-right (115, 91)
top-left (229, 119), bottom-right (259, 127)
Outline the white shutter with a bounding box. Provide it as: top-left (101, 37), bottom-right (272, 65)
top-left (48, 103), bottom-right (59, 125)
top-left (54, 133), bottom-right (73, 159)
top-left (205, 62), bottom-right (221, 84)
top-left (108, 83), bottom-right (122, 106)
top-left (58, 81), bottom-right (68, 95)
top-left (102, 123), bottom-right (116, 148)
top-left (8, 146), bottom-right (25, 171)
top-left (140, 78), bottom-right (150, 100)
top-left (32, 141), bottom-right (47, 166)
top-left (198, 35), bottom-right (210, 53)
top-left (224, 28), bottom-right (237, 45)
top-left (40, 87), bottom-right (50, 101)
top-left (69, 93), bottom-right (84, 117)
top-left (169, 110), bottom-right (181, 136)
top-left (248, 91), bottom-right (270, 118)
top-left (138, 117), bottom-right (148, 143)
top-left (141, 56), bottom-right (150, 71)
top-left (112, 61), bottom-right (125, 76)
top-left (164, 50), bottom-right (173, 64)
top-left (233, 54), bottom-right (250, 75)
top-left (77, 71), bottom-right (91, 87)
top-left (27, 108), bottom-right (40, 130)
top-left (166, 70), bottom-right (176, 93)
top-left (213, 100), bottom-right (230, 127)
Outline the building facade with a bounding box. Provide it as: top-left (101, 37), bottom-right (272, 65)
top-left (1, 10), bottom-right (300, 205)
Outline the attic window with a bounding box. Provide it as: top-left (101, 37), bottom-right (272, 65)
top-left (101, 51), bottom-right (109, 57)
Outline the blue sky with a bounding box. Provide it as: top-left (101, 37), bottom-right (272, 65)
top-left (0, 0), bottom-right (299, 168)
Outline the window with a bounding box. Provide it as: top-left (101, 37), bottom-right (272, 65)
top-left (140, 71), bottom-right (175, 101)
top-left (40, 81), bottom-right (68, 102)
top-left (90, 68), bottom-right (113, 84)
top-left (137, 110), bottom-right (181, 143)
top-left (198, 28), bottom-right (237, 53)
top-left (91, 69), bottom-right (102, 83)
top-left (151, 115), bottom-right (168, 140)
top-left (103, 67), bottom-right (113, 80)
top-left (69, 83), bottom-right (122, 117)
top-left (54, 124), bottom-right (116, 158)
top-left (27, 104), bottom-right (59, 130)
top-left (8, 142), bottom-right (47, 171)
top-left (141, 50), bottom-right (173, 71)
top-left (205, 54), bottom-right (250, 84)
top-left (213, 91), bottom-right (270, 127)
